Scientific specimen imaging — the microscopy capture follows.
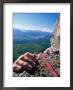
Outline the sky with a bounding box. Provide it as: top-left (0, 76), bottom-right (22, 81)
top-left (13, 13), bottom-right (60, 32)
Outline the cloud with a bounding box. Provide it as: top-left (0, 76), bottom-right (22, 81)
top-left (40, 27), bottom-right (53, 33)
top-left (13, 25), bottom-right (53, 33)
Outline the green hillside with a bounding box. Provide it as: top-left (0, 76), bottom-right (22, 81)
top-left (13, 39), bottom-right (51, 62)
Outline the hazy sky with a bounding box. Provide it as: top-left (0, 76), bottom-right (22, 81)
top-left (13, 13), bottom-right (60, 32)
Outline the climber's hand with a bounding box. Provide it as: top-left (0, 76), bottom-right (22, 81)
top-left (44, 47), bottom-right (56, 54)
top-left (13, 52), bottom-right (38, 73)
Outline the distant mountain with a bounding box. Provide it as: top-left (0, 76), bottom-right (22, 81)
top-left (13, 28), bottom-right (52, 41)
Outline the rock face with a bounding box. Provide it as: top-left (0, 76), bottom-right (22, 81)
top-left (13, 16), bottom-right (60, 77)
top-left (51, 15), bottom-right (60, 51)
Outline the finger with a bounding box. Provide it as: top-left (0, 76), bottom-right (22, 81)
top-left (17, 54), bottom-right (36, 67)
top-left (24, 52), bottom-right (35, 60)
top-left (15, 59), bottom-right (25, 66)
top-left (24, 52), bottom-right (38, 64)
top-left (44, 48), bottom-right (53, 54)
top-left (18, 55), bottom-right (36, 67)
top-left (47, 48), bottom-right (53, 54)
top-left (16, 59), bottom-right (33, 69)
top-left (23, 52), bottom-right (36, 63)
top-left (22, 62), bottom-right (32, 70)
top-left (13, 63), bottom-right (22, 72)
top-left (52, 47), bottom-right (56, 52)
top-left (18, 55), bottom-right (24, 60)
top-left (18, 53), bottom-right (36, 65)
top-left (14, 60), bottom-right (33, 71)
top-left (24, 56), bottom-right (36, 66)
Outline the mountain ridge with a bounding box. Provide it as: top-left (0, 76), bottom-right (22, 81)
top-left (13, 28), bottom-right (52, 41)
